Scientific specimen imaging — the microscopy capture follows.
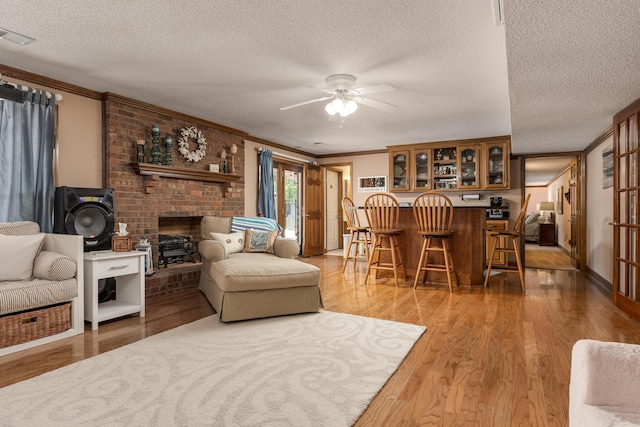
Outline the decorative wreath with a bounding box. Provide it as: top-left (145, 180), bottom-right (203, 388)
top-left (177, 126), bottom-right (207, 162)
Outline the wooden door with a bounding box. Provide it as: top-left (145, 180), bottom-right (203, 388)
top-left (303, 164), bottom-right (324, 257)
top-left (569, 160), bottom-right (580, 267)
top-left (613, 98), bottom-right (640, 321)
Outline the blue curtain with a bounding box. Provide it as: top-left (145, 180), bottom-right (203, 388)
top-left (257, 149), bottom-right (276, 219)
top-left (0, 88), bottom-right (57, 231)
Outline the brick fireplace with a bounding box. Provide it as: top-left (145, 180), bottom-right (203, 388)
top-left (103, 93), bottom-right (246, 299)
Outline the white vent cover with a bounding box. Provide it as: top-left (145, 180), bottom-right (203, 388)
top-left (0, 28), bottom-right (35, 46)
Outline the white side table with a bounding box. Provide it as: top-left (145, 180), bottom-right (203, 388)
top-left (84, 251), bottom-right (146, 330)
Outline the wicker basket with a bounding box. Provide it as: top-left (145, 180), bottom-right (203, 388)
top-left (0, 302), bottom-right (71, 348)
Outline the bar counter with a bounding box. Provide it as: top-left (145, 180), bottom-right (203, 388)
top-left (362, 206), bottom-right (487, 286)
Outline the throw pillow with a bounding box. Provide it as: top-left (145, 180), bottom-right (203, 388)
top-left (231, 216), bottom-right (282, 234)
top-left (33, 251), bottom-right (77, 280)
top-left (210, 231), bottom-right (245, 254)
top-left (0, 233), bottom-right (46, 281)
top-left (243, 229), bottom-right (278, 253)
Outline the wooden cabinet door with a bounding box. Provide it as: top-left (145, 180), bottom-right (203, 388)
top-left (390, 149), bottom-right (411, 192)
top-left (459, 144), bottom-right (481, 190)
top-left (486, 220), bottom-right (509, 266)
top-left (412, 148), bottom-right (431, 191)
top-left (485, 142), bottom-right (510, 189)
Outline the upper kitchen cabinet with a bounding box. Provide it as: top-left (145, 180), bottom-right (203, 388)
top-left (484, 140), bottom-right (510, 189)
top-left (389, 148), bottom-right (411, 192)
top-left (387, 136), bottom-right (511, 193)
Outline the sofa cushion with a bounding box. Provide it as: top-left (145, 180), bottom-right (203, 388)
top-left (0, 278), bottom-right (78, 315)
top-left (33, 251), bottom-right (77, 281)
top-left (243, 229), bottom-right (278, 253)
top-left (209, 231), bottom-right (245, 254)
top-left (208, 253), bottom-right (320, 292)
top-left (0, 233), bottom-right (46, 281)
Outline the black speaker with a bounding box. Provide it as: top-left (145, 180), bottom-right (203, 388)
top-left (54, 186), bottom-right (115, 252)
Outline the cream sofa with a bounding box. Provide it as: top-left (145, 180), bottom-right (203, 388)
top-left (570, 339), bottom-right (640, 426)
top-left (0, 221), bottom-right (84, 356)
top-left (198, 216), bottom-right (322, 322)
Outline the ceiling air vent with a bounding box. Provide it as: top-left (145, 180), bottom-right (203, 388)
top-left (0, 28), bottom-right (35, 46)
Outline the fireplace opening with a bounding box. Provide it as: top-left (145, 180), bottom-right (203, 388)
top-left (157, 216), bottom-right (203, 268)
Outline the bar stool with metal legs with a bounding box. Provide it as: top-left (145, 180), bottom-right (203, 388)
top-left (363, 193), bottom-right (406, 286)
top-left (341, 196), bottom-right (370, 273)
top-left (412, 191), bottom-right (457, 292)
top-left (484, 194), bottom-right (531, 292)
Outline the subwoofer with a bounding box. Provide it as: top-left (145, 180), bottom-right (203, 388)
top-left (54, 186), bottom-right (115, 252)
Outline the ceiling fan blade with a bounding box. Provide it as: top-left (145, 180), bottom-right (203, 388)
top-left (351, 83), bottom-right (394, 95)
top-left (280, 96), bottom-right (333, 111)
top-left (355, 96), bottom-right (397, 112)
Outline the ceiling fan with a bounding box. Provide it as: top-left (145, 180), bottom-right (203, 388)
top-left (280, 74), bottom-right (397, 118)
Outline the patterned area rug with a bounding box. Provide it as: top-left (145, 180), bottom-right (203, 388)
top-left (0, 311), bottom-right (425, 426)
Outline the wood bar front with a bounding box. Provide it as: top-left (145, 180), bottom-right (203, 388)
top-left (391, 207), bottom-right (486, 286)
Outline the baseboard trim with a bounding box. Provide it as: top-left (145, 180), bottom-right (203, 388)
top-left (586, 266), bottom-right (612, 296)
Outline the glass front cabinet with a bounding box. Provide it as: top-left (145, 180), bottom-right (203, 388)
top-left (413, 149), bottom-right (431, 191)
top-left (485, 141), bottom-right (510, 189)
top-left (459, 145), bottom-right (481, 190)
top-left (388, 137), bottom-right (510, 193)
top-left (390, 149), bottom-right (411, 192)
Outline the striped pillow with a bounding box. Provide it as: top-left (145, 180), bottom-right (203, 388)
top-left (231, 217), bottom-right (282, 234)
top-left (33, 251), bottom-right (77, 280)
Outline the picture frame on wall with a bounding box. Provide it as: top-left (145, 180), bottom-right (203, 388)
top-left (557, 186), bottom-right (563, 214)
top-left (602, 143), bottom-right (613, 188)
top-left (358, 176), bottom-right (387, 193)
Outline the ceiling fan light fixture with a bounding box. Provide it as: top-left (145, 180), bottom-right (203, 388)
top-left (339, 98), bottom-right (358, 117)
top-left (324, 98), bottom-right (343, 116)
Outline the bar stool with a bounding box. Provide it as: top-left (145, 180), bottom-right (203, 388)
top-left (413, 192), bottom-right (457, 292)
top-left (341, 196), bottom-right (371, 273)
top-left (484, 194), bottom-right (531, 292)
top-left (363, 193), bottom-right (406, 286)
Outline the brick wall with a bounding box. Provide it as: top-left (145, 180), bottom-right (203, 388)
top-left (103, 93), bottom-right (246, 299)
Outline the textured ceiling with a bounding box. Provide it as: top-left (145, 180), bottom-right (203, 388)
top-left (0, 1), bottom-right (639, 158)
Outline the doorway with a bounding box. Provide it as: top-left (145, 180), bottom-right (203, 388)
top-left (322, 162), bottom-right (353, 255)
top-left (273, 160), bottom-right (303, 245)
top-left (524, 155), bottom-right (580, 270)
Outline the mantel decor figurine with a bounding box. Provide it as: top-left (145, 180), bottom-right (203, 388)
top-left (221, 149), bottom-right (227, 173)
top-left (164, 136), bottom-right (173, 166)
top-left (149, 125), bottom-right (162, 165)
top-left (230, 143), bottom-right (238, 173)
top-left (136, 139), bottom-right (146, 163)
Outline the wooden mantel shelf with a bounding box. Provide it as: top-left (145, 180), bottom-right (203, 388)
top-left (132, 163), bottom-right (241, 183)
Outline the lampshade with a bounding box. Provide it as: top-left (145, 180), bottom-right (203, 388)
top-left (537, 202), bottom-right (554, 212)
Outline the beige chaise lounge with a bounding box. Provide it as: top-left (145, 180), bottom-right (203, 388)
top-left (198, 216), bottom-right (322, 322)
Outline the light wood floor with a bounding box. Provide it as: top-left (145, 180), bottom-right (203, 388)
top-left (1, 256), bottom-right (639, 426)
top-left (525, 243), bottom-right (576, 270)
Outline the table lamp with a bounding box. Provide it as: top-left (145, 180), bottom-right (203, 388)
top-left (537, 201), bottom-right (555, 223)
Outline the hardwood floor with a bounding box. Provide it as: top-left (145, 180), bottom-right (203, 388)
top-left (2, 256), bottom-right (639, 426)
